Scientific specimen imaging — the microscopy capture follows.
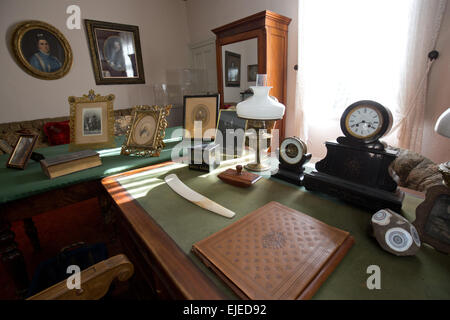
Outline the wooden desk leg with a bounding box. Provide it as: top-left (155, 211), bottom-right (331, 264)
top-left (98, 190), bottom-right (114, 224)
top-left (24, 218), bottom-right (41, 252)
top-left (0, 218), bottom-right (29, 298)
top-left (98, 190), bottom-right (117, 241)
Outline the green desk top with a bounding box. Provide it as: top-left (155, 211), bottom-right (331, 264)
top-left (0, 127), bottom-right (183, 204)
top-left (116, 162), bottom-right (450, 300)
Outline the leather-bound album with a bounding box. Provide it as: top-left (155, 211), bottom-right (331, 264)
top-left (192, 201), bottom-right (354, 300)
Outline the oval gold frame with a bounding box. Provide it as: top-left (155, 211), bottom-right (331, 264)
top-left (12, 20), bottom-right (73, 80)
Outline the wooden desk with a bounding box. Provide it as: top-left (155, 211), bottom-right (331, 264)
top-left (0, 129), bottom-right (182, 298)
top-left (101, 161), bottom-right (450, 300)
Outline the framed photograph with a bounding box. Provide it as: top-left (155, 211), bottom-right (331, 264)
top-left (183, 95), bottom-right (219, 141)
top-left (84, 19), bottom-right (145, 85)
top-left (216, 109), bottom-right (247, 157)
top-left (6, 134), bottom-right (38, 169)
top-left (68, 89), bottom-right (115, 151)
top-left (225, 51), bottom-right (241, 87)
top-left (121, 105), bottom-right (171, 157)
top-left (247, 64), bottom-right (258, 82)
top-left (11, 20), bottom-right (72, 80)
top-left (413, 184), bottom-right (450, 254)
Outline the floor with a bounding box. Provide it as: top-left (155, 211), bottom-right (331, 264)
top-left (0, 197), bottom-right (132, 300)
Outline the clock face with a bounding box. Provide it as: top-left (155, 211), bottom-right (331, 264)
top-left (345, 105), bottom-right (383, 139)
top-left (132, 115), bottom-right (156, 146)
top-left (280, 137), bottom-right (306, 165)
top-left (341, 100), bottom-right (392, 143)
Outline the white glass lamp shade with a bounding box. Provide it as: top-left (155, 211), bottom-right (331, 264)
top-left (434, 108), bottom-right (450, 138)
top-left (236, 86), bottom-right (285, 120)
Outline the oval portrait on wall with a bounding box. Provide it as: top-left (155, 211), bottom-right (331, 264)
top-left (12, 20), bottom-right (72, 80)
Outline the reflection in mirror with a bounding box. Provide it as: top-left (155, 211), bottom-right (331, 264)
top-left (222, 38), bottom-right (257, 107)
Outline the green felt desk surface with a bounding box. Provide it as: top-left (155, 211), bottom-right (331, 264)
top-left (116, 162), bottom-right (450, 300)
top-left (0, 127), bottom-right (183, 204)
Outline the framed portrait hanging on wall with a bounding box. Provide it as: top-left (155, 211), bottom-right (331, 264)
top-left (11, 20), bottom-right (73, 80)
top-left (225, 51), bottom-right (241, 87)
top-left (84, 19), bottom-right (145, 84)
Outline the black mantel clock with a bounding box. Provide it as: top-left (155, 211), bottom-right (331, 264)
top-left (274, 136), bottom-right (312, 185)
top-left (303, 100), bottom-right (405, 212)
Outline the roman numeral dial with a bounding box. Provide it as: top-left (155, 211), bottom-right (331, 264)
top-left (340, 100), bottom-right (393, 144)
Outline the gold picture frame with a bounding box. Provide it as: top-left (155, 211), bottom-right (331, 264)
top-left (11, 20), bottom-right (72, 80)
top-left (121, 105), bottom-right (171, 157)
top-left (6, 134), bottom-right (38, 169)
top-left (68, 90), bottom-right (115, 151)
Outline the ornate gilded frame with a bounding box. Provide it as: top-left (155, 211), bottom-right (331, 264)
top-left (68, 90), bottom-right (115, 151)
top-left (121, 105), bottom-right (171, 157)
top-left (84, 19), bottom-right (146, 85)
top-left (12, 20), bottom-right (72, 80)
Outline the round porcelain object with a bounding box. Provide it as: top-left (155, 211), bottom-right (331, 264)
top-left (236, 86), bottom-right (285, 120)
top-left (371, 208), bottom-right (421, 256)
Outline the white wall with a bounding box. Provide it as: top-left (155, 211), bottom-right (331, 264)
top-left (185, 0), bottom-right (299, 135)
top-left (0, 0), bottom-right (191, 123)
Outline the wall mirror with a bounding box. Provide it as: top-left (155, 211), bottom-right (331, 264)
top-left (212, 10), bottom-right (291, 139)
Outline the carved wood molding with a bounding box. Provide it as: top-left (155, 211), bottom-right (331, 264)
top-left (27, 254), bottom-right (134, 300)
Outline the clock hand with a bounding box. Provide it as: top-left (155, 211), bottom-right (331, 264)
top-left (351, 120), bottom-right (364, 128)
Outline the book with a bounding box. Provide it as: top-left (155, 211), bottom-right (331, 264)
top-left (192, 201), bottom-right (354, 300)
top-left (40, 150), bottom-right (102, 179)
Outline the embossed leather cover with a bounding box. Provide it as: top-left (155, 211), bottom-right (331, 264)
top-left (192, 201), bottom-right (354, 299)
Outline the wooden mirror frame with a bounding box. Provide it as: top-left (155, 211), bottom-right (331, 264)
top-left (212, 10), bottom-right (291, 140)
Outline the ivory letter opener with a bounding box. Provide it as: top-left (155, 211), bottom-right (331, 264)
top-left (164, 174), bottom-right (235, 218)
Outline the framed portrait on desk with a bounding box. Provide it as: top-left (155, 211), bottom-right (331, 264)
top-left (121, 105), bottom-right (171, 157)
top-left (6, 134), bottom-right (38, 169)
top-left (183, 94), bottom-right (219, 141)
top-left (216, 109), bottom-right (247, 157)
top-left (68, 89), bottom-right (115, 151)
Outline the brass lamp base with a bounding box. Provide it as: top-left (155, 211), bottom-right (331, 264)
top-left (245, 162), bottom-right (271, 172)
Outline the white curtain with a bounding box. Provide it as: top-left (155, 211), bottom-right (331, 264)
top-left (296, 0), bottom-right (448, 152)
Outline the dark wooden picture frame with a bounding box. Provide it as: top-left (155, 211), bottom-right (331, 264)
top-left (6, 134), bottom-right (38, 169)
top-left (84, 19), bottom-right (145, 85)
top-left (247, 64), bottom-right (258, 82)
top-left (216, 109), bottom-right (247, 157)
top-left (413, 184), bottom-right (450, 254)
top-left (11, 20), bottom-right (72, 80)
top-left (183, 94), bottom-right (219, 141)
top-left (225, 51), bottom-right (241, 87)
